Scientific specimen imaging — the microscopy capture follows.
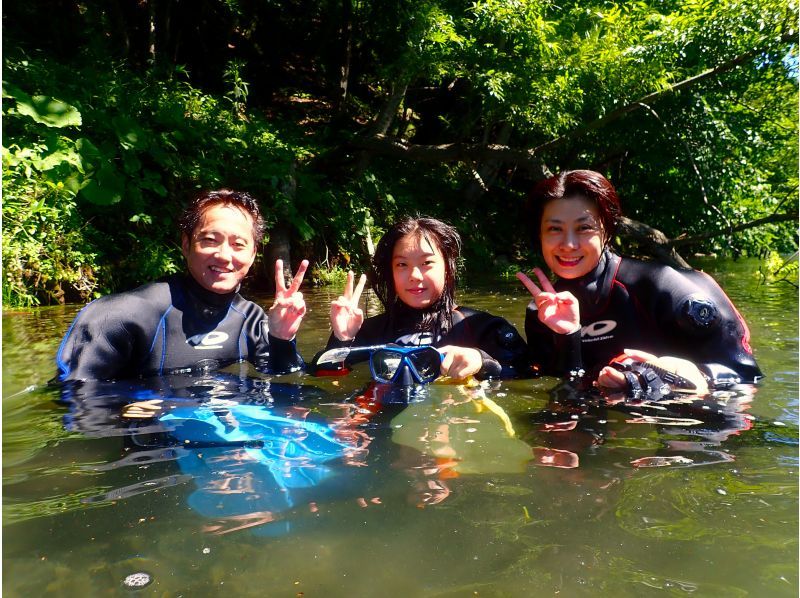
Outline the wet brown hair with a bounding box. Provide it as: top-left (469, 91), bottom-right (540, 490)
top-left (178, 189), bottom-right (266, 245)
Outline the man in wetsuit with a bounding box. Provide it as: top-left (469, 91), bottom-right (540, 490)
top-left (56, 189), bottom-right (309, 382)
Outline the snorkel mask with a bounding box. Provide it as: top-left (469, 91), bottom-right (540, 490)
top-left (369, 345), bottom-right (443, 386)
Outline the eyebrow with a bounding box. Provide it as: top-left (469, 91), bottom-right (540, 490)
top-left (393, 251), bottom-right (437, 259)
top-left (543, 215), bottom-right (597, 223)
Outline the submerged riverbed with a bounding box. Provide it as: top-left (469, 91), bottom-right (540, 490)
top-left (3, 259), bottom-right (798, 596)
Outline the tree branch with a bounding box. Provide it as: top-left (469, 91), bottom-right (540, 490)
top-left (617, 217), bottom-right (692, 269)
top-left (353, 33), bottom-right (795, 169)
top-left (669, 211), bottom-right (798, 247)
top-left (617, 210), bottom-right (797, 268)
top-left (554, 31), bottom-right (796, 143)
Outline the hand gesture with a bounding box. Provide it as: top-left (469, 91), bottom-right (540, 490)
top-left (268, 259), bottom-right (308, 340)
top-left (438, 345), bottom-right (483, 380)
top-left (516, 268), bottom-right (581, 335)
top-left (330, 271), bottom-right (366, 341)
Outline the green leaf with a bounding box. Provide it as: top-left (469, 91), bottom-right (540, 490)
top-left (79, 164), bottom-right (125, 205)
top-left (4, 83), bottom-right (82, 128)
top-left (111, 115), bottom-right (148, 150)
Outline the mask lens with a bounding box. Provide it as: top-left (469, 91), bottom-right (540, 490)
top-left (370, 350), bottom-right (404, 383)
top-left (408, 348), bottom-right (441, 382)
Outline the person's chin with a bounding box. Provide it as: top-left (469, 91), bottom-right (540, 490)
top-left (404, 297), bottom-right (430, 309)
top-left (553, 264), bottom-right (588, 280)
top-left (206, 277), bottom-right (239, 294)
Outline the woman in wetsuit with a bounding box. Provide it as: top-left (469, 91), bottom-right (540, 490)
top-left (516, 170), bottom-right (763, 391)
top-left (322, 216), bottom-right (539, 380)
top-left (57, 189), bottom-right (309, 382)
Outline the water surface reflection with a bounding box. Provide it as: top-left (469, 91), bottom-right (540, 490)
top-left (3, 260), bottom-right (797, 596)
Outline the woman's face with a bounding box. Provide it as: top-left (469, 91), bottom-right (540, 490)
top-left (392, 232), bottom-right (446, 309)
top-left (182, 203), bottom-right (257, 294)
top-left (540, 197), bottom-right (605, 280)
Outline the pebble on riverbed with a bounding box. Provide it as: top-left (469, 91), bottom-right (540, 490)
top-left (122, 572), bottom-right (153, 589)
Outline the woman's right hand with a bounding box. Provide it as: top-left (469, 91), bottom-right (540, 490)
top-left (516, 268), bottom-right (581, 335)
top-left (330, 271), bottom-right (367, 341)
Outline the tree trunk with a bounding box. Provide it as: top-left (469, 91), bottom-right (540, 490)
top-left (371, 78), bottom-right (409, 137)
top-left (263, 224), bottom-right (293, 292)
top-left (463, 122), bottom-right (512, 204)
top-left (336, 0), bottom-right (353, 114)
top-left (356, 76), bottom-right (410, 173)
top-left (147, 0), bottom-right (156, 67)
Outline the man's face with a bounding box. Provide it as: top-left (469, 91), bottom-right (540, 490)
top-left (182, 204), bottom-right (257, 294)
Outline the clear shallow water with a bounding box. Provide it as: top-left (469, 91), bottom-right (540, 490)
top-left (3, 259), bottom-right (798, 597)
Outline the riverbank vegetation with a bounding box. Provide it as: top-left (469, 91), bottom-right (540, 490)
top-left (3, 0), bottom-right (797, 306)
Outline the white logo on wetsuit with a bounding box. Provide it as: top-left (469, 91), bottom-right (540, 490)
top-left (394, 331), bottom-right (434, 346)
top-left (581, 320), bottom-right (617, 340)
top-left (189, 331), bottom-right (229, 350)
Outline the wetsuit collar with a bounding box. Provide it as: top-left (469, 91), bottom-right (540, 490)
top-left (183, 274), bottom-right (238, 319)
top-left (389, 298), bottom-right (455, 342)
top-left (558, 249), bottom-right (620, 314)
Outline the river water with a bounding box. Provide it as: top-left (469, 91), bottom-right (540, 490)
top-left (3, 258), bottom-right (797, 596)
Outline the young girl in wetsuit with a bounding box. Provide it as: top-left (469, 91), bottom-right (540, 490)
top-left (324, 216), bottom-right (531, 380)
top-left (516, 169), bottom-right (763, 393)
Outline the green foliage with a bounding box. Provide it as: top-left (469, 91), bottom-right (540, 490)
top-left (223, 59), bottom-right (250, 117)
top-left (759, 251), bottom-right (799, 288)
top-left (2, 52), bottom-right (319, 305)
top-left (2, 171), bottom-right (100, 307)
top-left (2, 0), bottom-right (796, 305)
top-left (310, 264), bottom-right (350, 287)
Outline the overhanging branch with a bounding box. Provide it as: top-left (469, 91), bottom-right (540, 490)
top-left (669, 211), bottom-right (798, 248)
top-left (353, 33), bottom-right (795, 169)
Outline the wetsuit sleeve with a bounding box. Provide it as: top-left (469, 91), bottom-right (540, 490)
top-left (447, 309), bottom-right (530, 379)
top-left (476, 319), bottom-right (529, 379)
top-left (524, 303), bottom-right (583, 377)
top-left (248, 316), bottom-right (305, 374)
top-left (624, 261), bottom-right (763, 384)
top-left (56, 299), bottom-right (137, 382)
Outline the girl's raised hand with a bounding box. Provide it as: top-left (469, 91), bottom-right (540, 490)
top-left (268, 259), bottom-right (309, 340)
top-left (516, 268), bottom-right (581, 335)
top-left (330, 271), bottom-right (367, 341)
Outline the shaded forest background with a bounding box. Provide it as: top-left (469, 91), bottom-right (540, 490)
top-left (2, 0), bottom-right (797, 306)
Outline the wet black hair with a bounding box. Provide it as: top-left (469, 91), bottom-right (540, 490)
top-left (371, 216), bottom-right (462, 336)
top-left (178, 189), bottom-right (266, 245)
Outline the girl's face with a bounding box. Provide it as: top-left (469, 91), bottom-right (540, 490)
top-left (182, 204), bottom-right (257, 294)
top-left (392, 232), bottom-right (446, 309)
top-left (540, 197), bottom-right (605, 280)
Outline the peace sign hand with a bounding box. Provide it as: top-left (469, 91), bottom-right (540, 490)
top-left (516, 268), bottom-right (581, 335)
top-left (330, 271), bottom-right (366, 341)
top-left (268, 259), bottom-right (309, 340)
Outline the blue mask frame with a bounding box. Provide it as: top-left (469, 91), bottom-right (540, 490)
top-left (369, 346), bottom-right (443, 385)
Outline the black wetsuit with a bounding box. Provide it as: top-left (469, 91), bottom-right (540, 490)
top-left (525, 251), bottom-right (763, 383)
top-left (323, 302), bottom-right (529, 379)
top-left (56, 274), bottom-right (304, 382)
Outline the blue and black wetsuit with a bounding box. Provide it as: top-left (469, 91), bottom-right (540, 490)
top-left (525, 250), bottom-right (763, 384)
top-left (322, 302), bottom-right (529, 379)
top-left (56, 274), bottom-right (303, 382)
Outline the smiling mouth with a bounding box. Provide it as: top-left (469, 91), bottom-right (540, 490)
top-left (556, 256), bottom-right (583, 267)
top-left (210, 266), bottom-right (233, 274)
